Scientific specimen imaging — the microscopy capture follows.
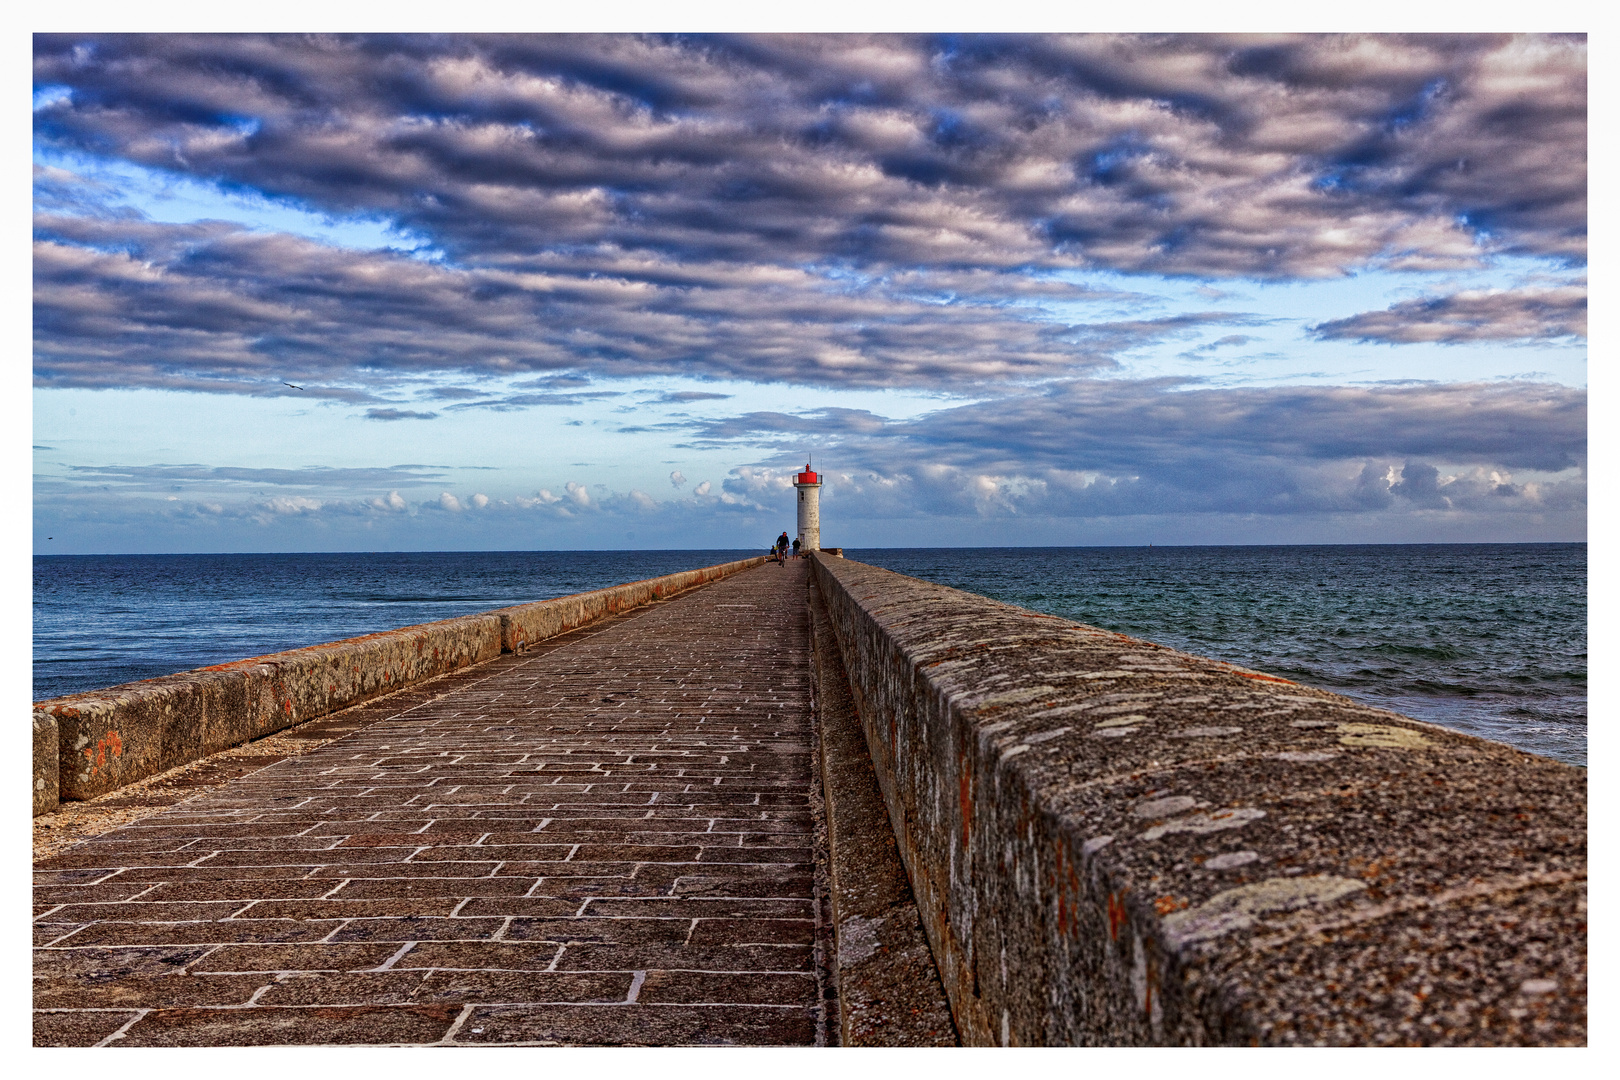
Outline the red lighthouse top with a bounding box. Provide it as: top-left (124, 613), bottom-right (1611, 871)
top-left (795, 466), bottom-right (819, 485)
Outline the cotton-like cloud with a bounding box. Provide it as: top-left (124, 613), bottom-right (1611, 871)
top-left (693, 378), bottom-right (1585, 520)
top-left (31, 34), bottom-right (1587, 399)
top-left (34, 34), bottom-right (1584, 276)
top-left (371, 490), bottom-right (409, 512)
top-left (261, 496), bottom-right (322, 515)
top-left (32, 217), bottom-right (1157, 393)
top-left (1310, 286), bottom-right (1586, 344)
top-left (669, 470), bottom-right (686, 487)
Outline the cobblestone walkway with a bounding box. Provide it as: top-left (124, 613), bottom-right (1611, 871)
top-left (34, 560), bottom-right (824, 1046)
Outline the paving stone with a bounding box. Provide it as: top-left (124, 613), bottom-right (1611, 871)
top-left (236, 898), bottom-right (464, 920)
top-left (454, 1002), bottom-right (815, 1046)
top-left (99, 864), bottom-right (322, 883)
top-left (696, 847), bottom-right (812, 865)
top-left (670, 870), bottom-right (814, 898)
top-left (409, 843), bottom-right (574, 862)
top-left (332, 876), bottom-right (539, 900)
top-left (54, 920), bottom-right (342, 947)
top-left (687, 917), bottom-right (816, 947)
top-left (326, 917), bottom-right (506, 943)
top-left (579, 898), bottom-right (812, 919)
top-left (499, 860), bottom-right (641, 878)
top-left (187, 943), bottom-right (401, 973)
top-left (33, 1009), bottom-right (142, 1046)
top-left (36, 924), bottom-right (90, 947)
top-left (138, 879), bottom-right (339, 903)
top-left (33, 945), bottom-right (214, 980)
top-left (34, 972), bottom-right (270, 1009)
top-left (394, 941), bottom-right (562, 970)
top-left (552, 943), bottom-right (811, 972)
top-left (453, 897), bottom-right (587, 918)
top-left (307, 861), bottom-right (504, 879)
top-left (115, 1003), bottom-right (462, 1045)
top-left (500, 917), bottom-right (693, 945)
top-left (253, 971), bottom-right (432, 1006)
top-left (413, 969), bottom-right (633, 1004)
top-left (40, 901), bottom-right (250, 923)
top-left (35, 869), bottom-right (122, 886)
top-left (636, 970), bottom-right (818, 1005)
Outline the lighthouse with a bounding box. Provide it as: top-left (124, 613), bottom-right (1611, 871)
top-left (793, 463), bottom-right (822, 552)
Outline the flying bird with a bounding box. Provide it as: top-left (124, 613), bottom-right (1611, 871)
top-left (284, 382), bottom-right (305, 390)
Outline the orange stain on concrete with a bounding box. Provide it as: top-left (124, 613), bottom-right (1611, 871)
top-left (1107, 891), bottom-right (1128, 942)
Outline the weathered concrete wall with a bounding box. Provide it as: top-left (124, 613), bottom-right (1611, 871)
top-left (34, 556), bottom-right (769, 811)
top-left (33, 711), bottom-right (59, 817)
top-left (808, 552), bottom-right (1586, 1046)
top-left (492, 556), bottom-right (768, 651)
top-left (37, 613), bottom-right (504, 804)
top-left (809, 574), bottom-right (957, 1045)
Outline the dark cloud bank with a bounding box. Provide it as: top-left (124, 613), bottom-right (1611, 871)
top-left (32, 34), bottom-right (1586, 539)
top-left (702, 378), bottom-right (1585, 521)
top-left (35, 34), bottom-right (1585, 390)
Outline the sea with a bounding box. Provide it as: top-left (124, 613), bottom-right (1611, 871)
top-left (32, 543), bottom-right (1586, 766)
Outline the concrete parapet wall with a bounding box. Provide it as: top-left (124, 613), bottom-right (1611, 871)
top-left (808, 552), bottom-right (1586, 1046)
top-left (36, 613), bottom-right (504, 804)
top-left (34, 555), bottom-right (769, 812)
top-left (492, 556), bottom-right (769, 652)
top-left (33, 711), bottom-right (59, 817)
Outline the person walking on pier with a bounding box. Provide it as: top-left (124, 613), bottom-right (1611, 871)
top-left (791, 536), bottom-right (801, 559)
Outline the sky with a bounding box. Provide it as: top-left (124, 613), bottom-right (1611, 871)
top-left (29, 30), bottom-right (1588, 553)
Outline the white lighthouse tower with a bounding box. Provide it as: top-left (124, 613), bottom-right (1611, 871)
top-left (793, 463), bottom-right (822, 552)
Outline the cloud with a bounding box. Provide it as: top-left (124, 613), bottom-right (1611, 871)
top-left (684, 377), bottom-right (1585, 520)
top-left (515, 489), bottom-right (562, 507)
top-left (33, 34), bottom-right (1584, 277)
top-left (1310, 286), bottom-right (1587, 343)
top-left (366, 407), bottom-right (440, 421)
top-left (644, 391), bottom-right (733, 404)
top-left (33, 376), bottom-right (1584, 550)
top-left (669, 470), bottom-right (686, 487)
top-left (423, 386), bottom-right (492, 400)
top-left (28, 34), bottom-right (1588, 553)
top-left (370, 490), bottom-right (409, 512)
top-left (30, 34), bottom-right (1586, 398)
top-left (444, 391), bottom-right (623, 411)
top-left (261, 496), bottom-right (322, 515)
top-left (58, 463), bottom-right (444, 488)
top-left (32, 216), bottom-right (1190, 394)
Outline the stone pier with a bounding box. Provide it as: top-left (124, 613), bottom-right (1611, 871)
top-left (34, 561), bottom-right (840, 1047)
top-left (34, 554), bottom-right (1586, 1046)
